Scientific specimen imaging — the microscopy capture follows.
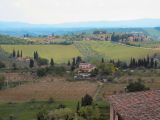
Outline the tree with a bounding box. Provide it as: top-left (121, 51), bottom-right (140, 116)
top-left (81, 94), bottom-right (93, 107)
top-left (150, 58), bottom-right (154, 68)
top-left (127, 81), bottom-right (150, 92)
top-left (50, 58), bottom-right (54, 66)
top-left (72, 58), bottom-right (76, 66)
top-left (90, 69), bottom-right (98, 77)
top-left (99, 63), bottom-right (116, 75)
top-left (0, 75), bottom-right (5, 90)
top-left (12, 49), bottom-right (16, 57)
top-left (29, 59), bottom-right (34, 68)
top-left (48, 108), bottom-right (74, 120)
top-left (17, 50), bottom-right (20, 57)
top-left (76, 56), bottom-right (82, 64)
top-left (78, 106), bottom-right (100, 120)
top-left (101, 58), bottom-right (104, 63)
top-left (37, 68), bottom-right (46, 77)
top-left (154, 61), bottom-right (158, 68)
top-left (67, 60), bottom-right (71, 66)
top-left (12, 63), bottom-right (17, 70)
top-left (36, 109), bottom-right (48, 120)
top-left (76, 101), bottom-right (80, 113)
top-left (34, 51), bottom-right (39, 60)
top-left (21, 50), bottom-right (23, 57)
top-left (0, 61), bottom-right (5, 68)
top-left (37, 58), bottom-right (48, 66)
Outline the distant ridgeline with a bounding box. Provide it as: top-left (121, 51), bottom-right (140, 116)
top-left (0, 30), bottom-right (150, 45)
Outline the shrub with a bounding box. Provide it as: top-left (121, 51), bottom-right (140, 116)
top-left (0, 61), bottom-right (5, 68)
top-left (29, 98), bottom-right (36, 103)
top-left (79, 106), bottom-right (100, 120)
top-left (48, 97), bottom-right (54, 104)
top-left (37, 58), bottom-right (48, 66)
top-left (57, 104), bottom-right (66, 109)
top-left (37, 68), bottom-right (46, 77)
top-left (48, 108), bottom-right (74, 120)
top-left (127, 81), bottom-right (150, 92)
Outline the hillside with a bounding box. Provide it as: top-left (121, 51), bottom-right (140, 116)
top-left (1, 45), bottom-right (83, 63)
top-left (1, 41), bottom-right (158, 63)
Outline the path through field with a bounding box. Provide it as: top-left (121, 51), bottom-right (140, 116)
top-left (93, 81), bottom-right (103, 100)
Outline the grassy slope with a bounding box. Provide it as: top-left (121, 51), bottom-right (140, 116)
top-left (1, 41), bottom-right (158, 63)
top-left (1, 45), bottom-right (83, 63)
top-left (75, 41), bottom-right (158, 62)
top-left (0, 100), bottom-right (109, 120)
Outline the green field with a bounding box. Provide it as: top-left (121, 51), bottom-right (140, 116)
top-left (0, 100), bottom-right (78, 120)
top-left (1, 41), bottom-right (159, 63)
top-left (0, 100), bottom-right (109, 120)
top-left (75, 41), bottom-right (159, 62)
top-left (0, 45), bottom-right (83, 63)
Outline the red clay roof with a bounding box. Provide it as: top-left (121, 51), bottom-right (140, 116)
top-left (107, 90), bottom-right (160, 120)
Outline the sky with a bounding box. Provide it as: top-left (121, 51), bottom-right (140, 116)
top-left (0, 0), bottom-right (160, 24)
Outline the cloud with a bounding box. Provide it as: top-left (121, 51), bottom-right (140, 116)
top-left (0, 0), bottom-right (160, 24)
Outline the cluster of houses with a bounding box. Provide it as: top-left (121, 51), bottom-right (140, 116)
top-left (74, 63), bottom-right (97, 80)
top-left (119, 34), bottom-right (150, 42)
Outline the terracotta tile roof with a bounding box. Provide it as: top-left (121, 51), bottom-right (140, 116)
top-left (107, 90), bottom-right (160, 120)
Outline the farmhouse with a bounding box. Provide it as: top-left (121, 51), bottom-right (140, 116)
top-left (107, 90), bottom-right (160, 120)
top-left (79, 63), bottom-right (96, 72)
top-left (17, 57), bottom-right (33, 62)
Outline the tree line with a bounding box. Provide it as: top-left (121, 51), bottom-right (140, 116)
top-left (107, 55), bottom-right (158, 69)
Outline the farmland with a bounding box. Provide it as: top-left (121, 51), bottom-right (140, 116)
top-left (1, 41), bottom-right (159, 63)
top-left (0, 45), bottom-right (83, 63)
top-left (75, 41), bottom-right (158, 62)
top-left (0, 76), bottom-right (98, 102)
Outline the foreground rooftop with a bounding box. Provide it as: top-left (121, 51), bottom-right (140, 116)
top-left (107, 90), bottom-right (160, 120)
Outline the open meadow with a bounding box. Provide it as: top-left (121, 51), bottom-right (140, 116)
top-left (0, 45), bottom-right (83, 63)
top-left (1, 41), bottom-right (159, 63)
top-left (75, 41), bottom-right (159, 62)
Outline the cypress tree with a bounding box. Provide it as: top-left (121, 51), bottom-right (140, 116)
top-left (21, 50), bottom-right (23, 57)
top-left (81, 94), bottom-right (93, 107)
top-left (50, 58), bottom-right (54, 66)
top-left (17, 50), bottom-right (20, 57)
top-left (67, 60), bottom-right (71, 66)
top-left (154, 61), bottom-right (157, 68)
top-left (76, 101), bottom-right (80, 113)
top-left (150, 58), bottom-right (154, 68)
top-left (34, 51), bottom-right (36, 59)
top-left (13, 49), bottom-right (16, 57)
top-left (72, 58), bottom-right (76, 66)
top-left (29, 59), bottom-right (34, 68)
top-left (102, 58), bottom-right (104, 63)
top-left (76, 56), bottom-right (82, 65)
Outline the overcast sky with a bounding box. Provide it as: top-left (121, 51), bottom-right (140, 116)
top-left (0, 0), bottom-right (160, 24)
